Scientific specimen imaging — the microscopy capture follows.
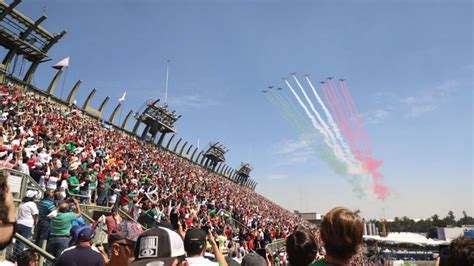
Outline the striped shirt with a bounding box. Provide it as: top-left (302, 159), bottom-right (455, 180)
top-left (37, 198), bottom-right (56, 220)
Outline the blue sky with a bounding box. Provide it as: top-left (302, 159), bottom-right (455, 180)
top-left (6, 0), bottom-right (472, 220)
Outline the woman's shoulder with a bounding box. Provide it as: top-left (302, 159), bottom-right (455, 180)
top-left (310, 259), bottom-right (332, 266)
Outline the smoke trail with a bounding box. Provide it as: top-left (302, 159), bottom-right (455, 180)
top-left (270, 89), bottom-right (310, 135)
top-left (338, 80), bottom-right (390, 200)
top-left (291, 75), bottom-right (344, 154)
top-left (264, 91), bottom-right (302, 134)
top-left (304, 76), bottom-right (354, 160)
top-left (321, 82), bottom-right (357, 151)
top-left (266, 87), bottom-right (352, 178)
top-left (284, 79), bottom-right (340, 156)
top-left (340, 80), bottom-right (371, 153)
top-left (321, 81), bottom-right (369, 178)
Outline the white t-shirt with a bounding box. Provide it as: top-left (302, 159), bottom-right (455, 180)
top-left (19, 163), bottom-right (30, 176)
top-left (186, 256), bottom-right (219, 266)
top-left (17, 201), bottom-right (39, 228)
top-left (38, 152), bottom-right (52, 164)
top-left (40, 176), bottom-right (59, 190)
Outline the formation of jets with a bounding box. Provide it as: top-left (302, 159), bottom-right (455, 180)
top-left (262, 86), bottom-right (284, 93)
top-left (262, 75), bottom-right (346, 93)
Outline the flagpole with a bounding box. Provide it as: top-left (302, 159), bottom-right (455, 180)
top-left (164, 60), bottom-right (170, 103)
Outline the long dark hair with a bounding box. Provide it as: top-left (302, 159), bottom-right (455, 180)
top-left (0, 171), bottom-right (9, 222)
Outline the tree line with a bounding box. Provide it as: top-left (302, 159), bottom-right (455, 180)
top-left (368, 210), bottom-right (474, 239)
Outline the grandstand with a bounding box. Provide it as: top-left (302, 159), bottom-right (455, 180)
top-left (1, 2), bottom-right (464, 266)
top-left (0, 1), bottom-right (304, 264)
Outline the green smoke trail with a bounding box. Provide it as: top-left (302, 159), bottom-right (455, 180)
top-left (264, 92), bottom-right (302, 134)
top-left (268, 88), bottom-right (348, 177)
top-left (269, 89), bottom-right (309, 135)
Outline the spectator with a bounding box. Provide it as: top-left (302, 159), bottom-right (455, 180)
top-left (313, 207), bottom-right (363, 266)
top-left (46, 198), bottom-right (82, 258)
top-left (107, 230), bottom-right (138, 266)
top-left (130, 227), bottom-right (185, 266)
top-left (241, 253), bottom-right (267, 266)
top-left (0, 170), bottom-right (16, 251)
top-left (184, 228), bottom-right (228, 266)
top-left (67, 171), bottom-right (80, 196)
top-left (446, 236), bottom-right (474, 266)
top-left (286, 228), bottom-right (318, 266)
top-left (15, 190), bottom-right (39, 253)
top-left (17, 249), bottom-right (39, 266)
top-left (105, 206), bottom-right (123, 236)
top-left (79, 172), bottom-right (91, 203)
top-left (55, 226), bottom-right (105, 266)
top-left (35, 189), bottom-right (55, 245)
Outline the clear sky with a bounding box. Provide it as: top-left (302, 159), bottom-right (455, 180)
top-left (6, 0), bottom-right (472, 220)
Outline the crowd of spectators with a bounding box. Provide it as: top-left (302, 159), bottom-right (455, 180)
top-left (3, 81), bottom-right (470, 265)
top-left (0, 81), bottom-right (310, 263)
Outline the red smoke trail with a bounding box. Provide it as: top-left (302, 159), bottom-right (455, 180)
top-left (340, 80), bottom-right (371, 154)
top-left (338, 80), bottom-right (390, 200)
top-left (327, 79), bottom-right (362, 152)
top-left (322, 82), bottom-right (358, 153)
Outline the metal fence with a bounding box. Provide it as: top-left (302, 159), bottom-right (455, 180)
top-left (0, 233), bottom-right (55, 266)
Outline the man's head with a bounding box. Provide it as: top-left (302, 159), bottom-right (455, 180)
top-left (43, 189), bottom-right (54, 200)
top-left (58, 202), bottom-right (70, 213)
top-left (241, 253), bottom-right (267, 266)
top-left (0, 171), bottom-right (16, 250)
top-left (320, 207), bottom-right (363, 262)
top-left (109, 225), bottom-right (142, 266)
top-left (17, 249), bottom-right (39, 266)
top-left (130, 227), bottom-right (185, 266)
top-left (184, 228), bottom-right (207, 257)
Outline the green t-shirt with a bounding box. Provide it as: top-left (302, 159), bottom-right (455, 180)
top-left (145, 208), bottom-right (157, 218)
top-left (217, 235), bottom-right (227, 251)
top-left (310, 259), bottom-right (333, 266)
top-left (68, 176), bottom-right (80, 194)
top-left (50, 212), bottom-right (79, 236)
top-left (105, 175), bottom-right (112, 190)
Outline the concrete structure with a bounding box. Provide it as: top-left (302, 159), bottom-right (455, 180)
top-left (437, 227), bottom-right (466, 241)
top-left (0, 0), bottom-right (257, 190)
top-left (294, 210), bottom-right (323, 226)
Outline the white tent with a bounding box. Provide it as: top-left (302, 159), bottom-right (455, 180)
top-left (364, 232), bottom-right (449, 246)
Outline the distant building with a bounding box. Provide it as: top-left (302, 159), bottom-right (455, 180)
top-left (363, 221), bottom-right (380, 236)
top-left (294, 210), bottom-right (323, 226)
top-left (437, 227), bottom-right (468, 241)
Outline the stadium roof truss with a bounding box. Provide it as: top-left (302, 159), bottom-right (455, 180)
top-left (0, 0), bottom-right (66, 79)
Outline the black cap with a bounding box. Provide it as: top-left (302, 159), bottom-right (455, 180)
top-left (184, 229), bottom-right (206, 255)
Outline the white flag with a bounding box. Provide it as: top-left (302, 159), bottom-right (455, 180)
top-left (118, 91), bottom-right (126, 103)
top-left (52, 56), bottom-right (70, 69)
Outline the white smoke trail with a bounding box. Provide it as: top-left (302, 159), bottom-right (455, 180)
top-left (264, 79), bottom-right (371, 198)
top-left (283, 78), bottom-right (352, 166)
top-left (304, 76), bottom-right (354, 160)
top-left (291, 74), bottom-right (349, 160)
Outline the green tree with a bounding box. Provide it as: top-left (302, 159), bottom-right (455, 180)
top-left (443, 211), bottom-right (456, 226)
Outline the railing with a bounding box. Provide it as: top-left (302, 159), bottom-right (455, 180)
top-left (0, 233), bottom-right (55, 266)
top-left (3, 168), bottom-right (44, 203)
top-left (265, 238), bottom-right (286, 252)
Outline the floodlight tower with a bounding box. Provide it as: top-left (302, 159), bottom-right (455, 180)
top-left (132, 99), bottom-right (181, 145)
top-left (203, 142), bottom-right (228, 171)
top-left (236, 162), bottom-right (253, 186)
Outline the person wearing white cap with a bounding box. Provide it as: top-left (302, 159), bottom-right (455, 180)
top-left (14, 190), bottom-right (39, 254)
